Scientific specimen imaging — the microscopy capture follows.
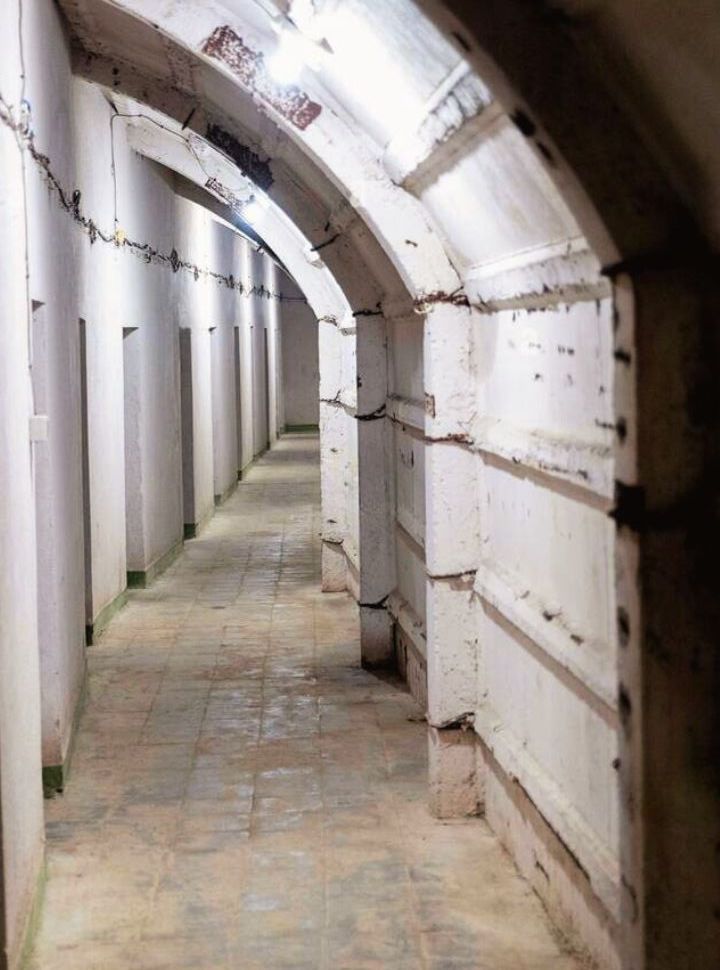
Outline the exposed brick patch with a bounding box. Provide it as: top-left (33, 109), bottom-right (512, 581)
top-left (202, 26), bottom-right (322, 131)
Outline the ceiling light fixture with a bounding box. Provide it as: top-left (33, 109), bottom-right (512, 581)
top-left (266, 30), bottom-right (309, 85)
top-left (267, 26), bottom-right (323, 85)
top-left (289, 0), bottom-right (333, 43)
top-left (266, 5), bottom-right (332, 87)
top-left (242, 199), bottom-right (264, 224)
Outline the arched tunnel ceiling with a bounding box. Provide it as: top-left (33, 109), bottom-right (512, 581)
top-left (112, 91), bottom-right (353, 327)
top-left (59, 0), bottom-right (595, 315)
top-left (57, 0), bottom-right (720, 311)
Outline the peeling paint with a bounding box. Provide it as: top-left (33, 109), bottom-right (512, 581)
top-left (310, 232), bottom-right (340, 253)
top-left (356, 404), bottom-right (386, 422)
top-left (202, 26), bottom-right (322, 131)
top-left (431, 711), bottom-right (475, 730)
top-left (360, 595), bottom-right (389, 610)
top-left (414, 288), bottom-right (470, 311)
top-left (352, 305), bottom-right (383, 318)
top-left (205, 123), bottom-right (273, 190)
top-left (430, 432), bottom-right (473, 446)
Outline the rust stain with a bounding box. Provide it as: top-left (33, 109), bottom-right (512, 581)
top-left (414, 288), bottom-right (470, 311)
top-left (202, 26), bottom-right (322, 131)
top-left (352, 304), bottom-right (382, 318)
top-left (435, 431), bottom-right (472, 446)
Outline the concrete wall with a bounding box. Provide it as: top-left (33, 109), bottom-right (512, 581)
top-left (387, 309), bottom-right (427, 700)
top-left (318, 303), bottom-right (360, 596)
top-left (250, 248), bottom-right (270, 458)
top-left (2, 0), bottom-right (285, 805)
top-left (3, 2), bottom-right (719, 968)
top-left (237, 242), bottom-right (255, 475)
top-left (416, 120), bottom-right (621, 967)
top-left (281, 280), bottom-right (320, 428)
top-left (208, 220), bottom-right (239, 504)
top-left (0, 3), bottom-right (46, 964)
top-left (24, 0), bottom-right (86, 772)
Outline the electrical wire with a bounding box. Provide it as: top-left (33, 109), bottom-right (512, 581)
top-left (0, 91), bottom-right (289, 301)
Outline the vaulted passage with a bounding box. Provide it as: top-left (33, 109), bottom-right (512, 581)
top-left (2, 2), bottom-right (719, 969)
top-left (29, 436), bottom-right (576, 970)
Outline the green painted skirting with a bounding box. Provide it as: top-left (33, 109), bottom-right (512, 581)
top-left (237, 440), bottom-right (281, 481)
top-left (41, 764), bottom-right (66, 796)
top-left (18, 858), bottom-right (47, 970)
top-left (42, 665), bottom-right (87, 797)
top-left (184, 505), bottom-right (213, 540)
top-left (238, 454), bottom-right (260, 481)
top-left (127, 537), bottom-right (183, 589)
top-left (86, 588), bottom-right (128, 646)
top-left (284, 424), bottom-right (319, 433)
top-left (214, 477), bottom-right (239, 507)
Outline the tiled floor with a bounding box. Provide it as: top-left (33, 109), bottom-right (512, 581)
top-left (30, 435), bottom-right (580, 969)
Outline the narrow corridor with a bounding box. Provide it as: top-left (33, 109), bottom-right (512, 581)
top-left (29, 436), bottom-right (579, 970)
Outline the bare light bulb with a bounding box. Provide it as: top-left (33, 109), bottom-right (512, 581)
top-left (243, 200), bottom-right (263, 224)
top-left (266, 31), bottom-right (307, 85)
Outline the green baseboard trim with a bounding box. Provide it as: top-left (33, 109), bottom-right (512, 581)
top-left (42, 764), bottom-right (65, 796)
top-left (86, 588), bottom-right (128, 646)
top-left (284, 424), bottom-right (319, 433)
top-left (127, 537), bottom-right (183, 589)
top-left (42, 664), bottom-right (87, 798)
top-left (184, 505), bottom-right (213, 540)
top-left (238, 457), bottom-right (257, 481)
top-left (18, 857), bottom-right (47, 970)
top-left (214, 477), bottom-right (239, 507)
top-left (43, 763), bottom-right (68, 798)
top-left (237, 443), bottom-right (274, 481)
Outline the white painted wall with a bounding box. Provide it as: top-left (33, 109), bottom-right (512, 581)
top-left (0, 4), bottom-right (45, 962)
top-left (238, 242), bottom-right (257, 474)
top-left (25, 0), bottom-right (87, 769)
top-left (117, 156), bottom-right (184, 575)
top-left (6, 7), bottom-right (623, 969)
top-left (265, 261), bottom-right (283, 442)
top-left (10, 1), bottom-right (718, 966)
top-left (6, 4), bottom-right (287, 799)
top-left (281, 280), bottom-right (320, 428)
top-left (176, 199), bottom-right (215, 532)
top-left (387, 308), bottom-right (426, 685)
top-left (418, 135), bottom-right (620, 966)
top-left (251, 248), bottom-right (270, 457)
top-left (318, 304), bottom-right (359, 595)
top-left (208, 220), bottom-right (240, 503)
top-left (72, 79), bottom-right (128, 626)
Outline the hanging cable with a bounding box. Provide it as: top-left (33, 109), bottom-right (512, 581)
top-left (0, 92), bottom-right (288, 301)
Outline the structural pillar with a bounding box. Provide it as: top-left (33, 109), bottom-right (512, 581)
top-left (423, 301), bottom-right (483, 817)
top-left (356, 311), bottom-right (395, 667)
